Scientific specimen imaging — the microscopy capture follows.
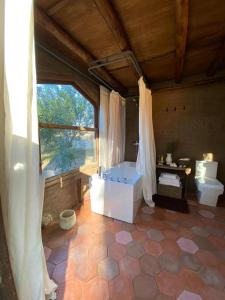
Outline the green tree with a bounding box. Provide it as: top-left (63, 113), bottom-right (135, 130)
top-left (37, 84), bottom-right (95, 176)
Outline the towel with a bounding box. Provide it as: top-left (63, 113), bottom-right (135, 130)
top-left (161, 172), bottom-right (180, 180)
top-left (159, 177), bottom-right (181, 187)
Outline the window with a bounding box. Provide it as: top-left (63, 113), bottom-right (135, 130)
top-left (37, 84), bottom-right (97, 178)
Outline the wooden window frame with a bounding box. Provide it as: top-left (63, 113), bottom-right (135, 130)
top-left (37, 81), bottom-right (99, 179)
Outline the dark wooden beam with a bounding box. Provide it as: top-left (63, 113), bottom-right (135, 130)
top-left (35, 7), bottom-right (125, 91)
top-left (175, 0), bottom-right (189, 83)
top-left (47, 0), bottom-right (72, 16)
top-left (93, 0), bottom-right (130, 51)
top-left (93, 0), bottom-right (140, 80)
top-left (207, 41), bottom-right (225, 76)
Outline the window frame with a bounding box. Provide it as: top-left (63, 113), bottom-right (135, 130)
top-left (37, 80), bottom-right (99, 179)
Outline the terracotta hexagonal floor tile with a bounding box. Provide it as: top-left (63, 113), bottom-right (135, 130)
top-left (136, 222), bottom-right (150, 232)
top-left (155, 293), bottom-right (175, 300)
top-left (77, 224), bottom-right (91, 236)
top-left (180, 253), bottom-right (202, 271)
top-left (69, 244), bottom-right (88, 263)
top-left (208, 235), bottom-right (225, 250)
top-left (179, 268), bottom-right (204, 293)
top-left (44, 246), bottom-right (52, 261)
top-left (191, 226), bottom-right (209, 237)
top-left (196, 249), bottom-right (219, 268)
top-left (52, 260), bottom-right (75, 284)
top-left (95, 231), bottom-right (115, 246)
top-left (122, 222), bottom-right (137, 233)
top-left (194, 236), bottom-right (216, 251)
top-left (109, 275), bottom-right (134, 299)
top-left (140, 212), bottom-right (153, 223)
top-left (159, 252), bottom-right (181, 273)
top-left (132, 230), bottom-right (148, 243)
top-left (149, 219), bottom-right (165, 230)
top-left (147, 229), bottom-right (165, 242)
top-left (57, 278), bottom-right (83, 300)
top-left (74, 259), bottom-right (97, 281)
top-left (178, 227), bottom-right (195, 239)
top-left (200, 266), bottom-right (225, 290)
top-left (205, 225), bottom-right (224, 237)
top-left (108, 242), bottom-right (126, 261)
top-left (88, 244), bottom-right (107, 262)
top-left (92, 223), bottom-right (107, 234)
top-left (83, 277), bottom-right (109, 300)
top-left (198, 209), bottom-right (215, 219)
top-left (141, 206), bottom-right (155, 215)
top-left (48, 246), bottom-right (69, 265)
top-left (140, 254), bottom-right (161, 276)
top-left (119, 256), bottom-right (141, 279)
top-left (47, 261), bottom-right (55, 278)
top-left (116, 230), bottom-right (133, 245)
top-left (163, 229), bottom-right (179, 240)
top-left (160, 239), bottom-right (181, 256)
top-left (177, 290), bottom-right (202, 300)
top-left (133, 273), bottom-right (158, 299)
top-left (144, 240), bottom-right (163, 257)
top-left (98, 257), bottom-right (119, 280)
top-left (177, 237), bottom-right (199, 254)
top-left (200, 286), bottom-right (225, 300)
top-left (106, 220), bottom-right (123, 233)
top-left (156, 271), bottom-right (184, 297)
top-left (127, 241), bottom-right (145, 258)
top-left (215, 249), bottom-right (225, 262)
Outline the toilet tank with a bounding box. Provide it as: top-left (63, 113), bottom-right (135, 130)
top-left (195, 160), bottom-right (218, 179)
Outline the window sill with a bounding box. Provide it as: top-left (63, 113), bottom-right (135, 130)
top-left (43, 162), bottom-right (98, 187)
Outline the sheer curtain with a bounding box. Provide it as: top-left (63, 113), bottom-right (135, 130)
top-left (107, 90), bottom-right (126, 167)
top-left (0, 1), bottom-right (56, 299)
top-left (136, 77), bottom-right (156, 207)
top-left (99, 85), bottom-right (110, 170)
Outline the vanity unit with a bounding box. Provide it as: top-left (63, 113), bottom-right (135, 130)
top-left (153, 164), bottom-right (191, 213)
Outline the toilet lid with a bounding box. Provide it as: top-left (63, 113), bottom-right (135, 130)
top-left (196, 177), bottom-right (224, 190)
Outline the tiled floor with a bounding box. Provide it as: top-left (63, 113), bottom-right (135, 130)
top-left (43, 197), bottom-right (225, 300)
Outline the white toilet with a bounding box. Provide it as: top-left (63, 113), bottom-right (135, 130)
top-left (195, 160), bottom-right (224, 207)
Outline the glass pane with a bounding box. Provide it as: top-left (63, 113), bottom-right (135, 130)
top-left (37, 84), bottom-right (94, 127)
top-left (40, 128), bottom-right (96, 178)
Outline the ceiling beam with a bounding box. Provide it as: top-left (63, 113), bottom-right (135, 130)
top-left (93, 0), bottom-right (141, 80)
top-left (47, 0), bottom-right (72, 16)
top-left (207, 41), bottom-right (225, 76)
top-left (93, 0), bottom-right (130, 51)
top-left (35, 7), bottom-right (125, 91)
top-left (175, 0), bottom-right (189, 83)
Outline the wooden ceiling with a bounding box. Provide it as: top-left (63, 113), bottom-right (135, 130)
top-left (35, 0), bottom-right (225, 92)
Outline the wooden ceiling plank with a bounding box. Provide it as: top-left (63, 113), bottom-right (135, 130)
top-left (47, 0), bottom-right (73, 16)
top-left (35, 7), bottom-right (125, 91)
top-left (93, 0), bottom-right (140, 80)
top-left (207, 41), bottom-right (225, 76)
top-left (175, 0), bottom-right (189, 83)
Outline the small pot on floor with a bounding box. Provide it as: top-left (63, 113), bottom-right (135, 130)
top-left (59, 209), bottom-right (76, 230)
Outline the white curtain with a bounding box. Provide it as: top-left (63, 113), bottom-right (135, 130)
top-left (107, 90), bottom-right (126, 167)
top-left (99, 86), bottom-right (110, 170)
top-left (136, 77), bottom-right (156, 207)
top-left (0, 1), bottom-right (57, 299)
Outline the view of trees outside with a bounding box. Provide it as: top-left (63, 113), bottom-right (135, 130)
top-left (37, 84), bottom-right (96, 178)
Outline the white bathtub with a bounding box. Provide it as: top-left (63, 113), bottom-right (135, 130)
top-left (90, 161), bottom-right (143, 223)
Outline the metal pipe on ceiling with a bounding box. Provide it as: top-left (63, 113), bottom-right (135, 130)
top-left (88, 50), bottom-right (147, 92)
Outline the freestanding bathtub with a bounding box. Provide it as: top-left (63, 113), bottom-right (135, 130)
top-left (90, 161), bottom-right (143, 223)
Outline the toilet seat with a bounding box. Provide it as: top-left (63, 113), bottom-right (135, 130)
top-left (196, 176), bottom-right (224, 191)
